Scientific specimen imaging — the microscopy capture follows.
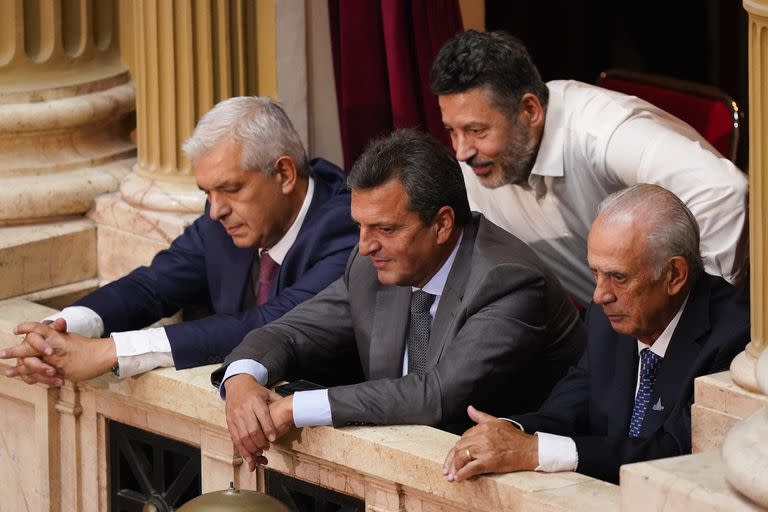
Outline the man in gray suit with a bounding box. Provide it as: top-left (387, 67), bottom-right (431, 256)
top-left (214, 129), bottom-right (585, 471)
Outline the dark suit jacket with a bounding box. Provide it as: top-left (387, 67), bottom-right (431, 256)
top-left (75, 158), bottom-right (359, 369)
top-left (511, 274), bottom-right (750, 483)
top-left (214, 213), bottom-right (586, 433)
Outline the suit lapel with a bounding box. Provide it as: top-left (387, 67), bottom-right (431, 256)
top-left (641, 278), bottom-right (711, 436)
top-left (221, 248), bottom-right (255, 312)
top-left (611, 333), bottom-right (639, 436)
top-left (205, 204), bottom-right (256, 312)
top-left (369, 285), bottom-right (412, 379)
top-left (274, 169), bottom-right (332, 292)
top-left (426, 221), bottom-right (477, 368)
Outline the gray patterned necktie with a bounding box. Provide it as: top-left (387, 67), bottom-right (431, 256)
top-left (407, 290), bottom-right (436, 376)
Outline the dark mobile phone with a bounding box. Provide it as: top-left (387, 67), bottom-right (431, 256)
top-left (274, 379), bottom-right (326, 397)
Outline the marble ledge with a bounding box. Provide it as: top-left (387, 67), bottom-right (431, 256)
top-left (0, 218), bottom-right (95, 249)
top-left (0, 298), bottom-right (620, 511)
top-left (0, 220), bottom-right (97, 299)
top-left (0, 299), bottom-right (58, 346)
top-left (695, 371), bottom-right (768, 419)
top-left (620, 451), bottom-right (763, 512)
top-left (81, 355), bottom-right (619, 511)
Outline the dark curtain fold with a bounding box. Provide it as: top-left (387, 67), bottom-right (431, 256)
top-left (329, 0), bottom-right (463, 170)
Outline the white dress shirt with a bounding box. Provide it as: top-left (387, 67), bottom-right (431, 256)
top-left (45, 177), bottom-right (316, 378)
top-left (463, 80), bottom-right (748, 304)
top-left (533, 297), bottom-right (688, 473)
top-left (221, 232), bottom-right (464, 428)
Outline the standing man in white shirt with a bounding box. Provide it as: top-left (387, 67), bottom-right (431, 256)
top-left (2, 96), bottom-right (358, 385)
top-left (430, 30), bottom-right (748, 305)
top-left (442, 184), bottom-right (749, 484)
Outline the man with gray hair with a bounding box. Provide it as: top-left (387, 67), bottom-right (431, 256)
top-left (442, 184), bottom-right (749, 484)
top-left (3, 96), bottom-right (358, 384)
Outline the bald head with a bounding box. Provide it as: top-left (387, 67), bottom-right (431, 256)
top-left (595, 184), bottom-right (703, 282)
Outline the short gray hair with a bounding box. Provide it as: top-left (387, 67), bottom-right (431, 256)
top-left (182, 96), bottom-right (310, 177)
top-left (596, 184), bottom-right (703, 282)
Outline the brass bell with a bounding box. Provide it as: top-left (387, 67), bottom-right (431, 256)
top-left (177, 482), bottom-right (291, 511)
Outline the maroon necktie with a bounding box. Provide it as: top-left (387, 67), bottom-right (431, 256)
top-left (256, 251), bottom-right (280, 305)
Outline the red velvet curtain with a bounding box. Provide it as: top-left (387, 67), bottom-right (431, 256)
top-left (329, 0), bottom-right (464, 169)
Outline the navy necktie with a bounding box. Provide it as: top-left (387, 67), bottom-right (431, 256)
top-left (406, 290), bottom-right (436, 376)
top-left (628, 348), bottom-right (663, 437)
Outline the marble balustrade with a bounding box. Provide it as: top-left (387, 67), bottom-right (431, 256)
top-left (0, 297), bottom-right (621, 512)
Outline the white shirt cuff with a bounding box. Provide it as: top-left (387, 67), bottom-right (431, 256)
top-left (111, 328), bottom-right (174, 378)
top-left (219, 359), bottom-right (269, 399)
top-left (292, 389), bottom-right (333, 427)
top-left (44, 306), bottom-right (104, 338)
top-left (535, 432), bottom-right (578, 473)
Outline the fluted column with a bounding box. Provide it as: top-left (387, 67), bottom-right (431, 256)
top-left (0, 0), bottom-right (135, 225)
top-left (731, 0), bottom-right (768, 394)
top-left (119, 0), bottom-right (273, 213)
top-left (722, 1), bottom-right (768, 507)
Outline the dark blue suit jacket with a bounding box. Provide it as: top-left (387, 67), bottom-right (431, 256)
top-left (511, 274), bottom-right (749, 483)
top-left (75, 158), bottom-right (358, 369)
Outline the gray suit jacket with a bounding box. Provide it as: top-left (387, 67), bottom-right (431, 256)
top-left (215, 213), bottom-right (586, 432)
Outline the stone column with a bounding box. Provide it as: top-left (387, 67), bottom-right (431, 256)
top-left (0, 0), bottom-right (135, 225)
top-left (119, 0), bottom-right (271, 213)
top-left (731, 0), bottom-right (768, 395)
top-left (722, 1), bottom-right (768, 507)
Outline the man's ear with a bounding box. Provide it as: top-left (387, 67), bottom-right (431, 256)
top-left (665, 256), bottom-right (689, 295)
top-left (519, 92), bottom-right (545, 132)
top-left (274, 156), bottom-right (299, 194)
top-left (433, 206), bottom-right (456, 245)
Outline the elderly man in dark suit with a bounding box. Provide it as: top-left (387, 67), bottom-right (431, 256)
top-left (443, 184), bottom-right (749, 484)
top-left (216, 129), bottom-right (585, 471)
top-left (2, 96), bottom-right (358, 384)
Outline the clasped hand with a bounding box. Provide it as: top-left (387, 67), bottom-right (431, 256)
top-left (1, 319), bottom-right (115, 385)
top-left (223, 374), bottom-right (295, 471)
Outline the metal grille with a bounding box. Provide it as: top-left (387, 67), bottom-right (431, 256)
top-left (108, 421), bottom-right (201, 511)
top-left (266, 468), bottom-right (364, 512)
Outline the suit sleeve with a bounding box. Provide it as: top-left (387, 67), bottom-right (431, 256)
top-left (512, 345), bottom-right (592, 436)
top-left (572, 333), bottom-right (745, 484)
top-left (212, 267), bottom-right (359, 387)
top-left (515, 297), bottom-right (746, 484)
top-left (74, 216), bottom-right (209, 335)
top-left (529, 345), bottom-right (688, 485)
top-left (327, 264), bottom-right (553, 428)
top-left (168, 201), bottom-right (358, 369)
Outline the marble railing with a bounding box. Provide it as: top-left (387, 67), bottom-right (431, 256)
top-left (0, 297), bottom-right (620, 512)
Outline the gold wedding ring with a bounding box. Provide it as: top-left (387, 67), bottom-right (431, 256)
top-left (464, 448), bottom-right (473, 460)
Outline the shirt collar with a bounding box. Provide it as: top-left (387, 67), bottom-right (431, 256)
top-left (636, 294), bottom-right (690, 358)
top-left (261, 176), bottom-right (314, 265)
top-left (528, 82), bottom-right (565, 182)
top-left (412, 231), bottom-right (464, 298)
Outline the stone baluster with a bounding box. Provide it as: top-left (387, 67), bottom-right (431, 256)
top-left (0, 0), bottom-right (135, 225)
top-left (722, 0), bottom-right (768, 507)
